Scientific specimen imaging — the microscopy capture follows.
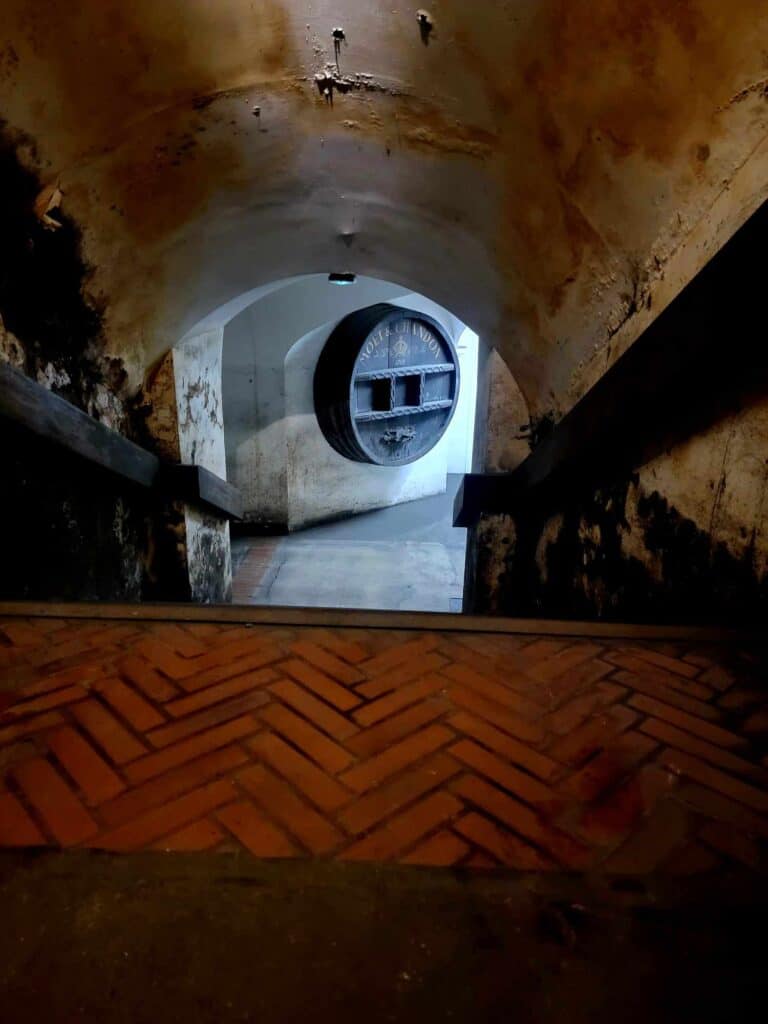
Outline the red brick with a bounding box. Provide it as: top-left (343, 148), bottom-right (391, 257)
top-left (525, 642), bottom-right (605, 683)
top-left (0, 621), bottom-right (41, 646)
top-left (341, 724), bottom-right (452, 794)
top-left (148, 692), bottom-right (269, 747)
top-left (401, 829), bottom-right (470, 866)
top-left (659, 748), bottom-right (768, 814)
top-left (628, 694), bottom-right (745, 749)
top-left (603, 800), bottom-right (690, 873)
top-left (154, 818), bottom-right (225, 851)
top-left (449, 740), bottom-right (561, 809)
top-left (447, 711), bottom-right (560, 781)
top-left (165, 667), bottom-right (275, 718)
top-left (563, 731), bottom-right (658, 803)
top-left (47, 726), bottom-right (125, 804)
top-left (546, 682), bottom-right (627, 735)
top-left (609, 646), bottom-right (701, 679)
top-left (93, 677), bottom-right (165, 731)
top-left (238, 764), bottom-right (344, 854)
top-left (452, 775), bottom-right (590, 869)
top-left (96, 780), bottom-right (236, 851)
top-left (359, 635), bottom-right (440, 676)
top-left (179, 647), bottom-right (284, 696)
top-left (340, 790), bottom-right (462, 861)
top-left (0, 710), bottom-right (65, 747)
top-left (12, 757), bottom-right (98, 846)
top-left (99, 745), bottom-right (249, 827)
top-left (71, 700), bottom-right (147, 764)
top-left (19, 663), bottom-right (103, 698)
top-left (454, 812), bottom-right (555, 869)
top-left (2, 685), bottom-right (88, 719)
top-left (269, 679), bottom-right (358, 740)
top-left (118, 655), bottom-right (178, 703)
top-left (548, 705), bottom-right (638, 767)
top-left (442, 663), bottom-right (542, 720)
top-left (639, 718), bottom-right (766, 783)
top-left (699, 664), bottom-right (737, 691)
top-left (348, 699), bottom-right (449, 757)
top-left (248, 732), bottom-right (351, 812)
top-left (125, 716), bottom-right (259, 784)
top-left (614, 670), bottom-right (719, 720)
top-left (148, 623), bottom-right (208, 658)
top-left (354, 673), bottom-right (448, 728)
top-left (216, 800), bottom-right (298, 857)
top-left (174, 636), bottom-right (282, 682)
top-left (356, 653), bottom-right (447, 699)
top-left (290, 642), bottom-right (364, 686)
top-left (577, 765), bottom-right (678, 847)
top-left (673, 782), bottom-right (768, 840)
top-left (258, 703), bottom-right (354, 774)
top-left (338, 753), bottom-right (460, 834)
top-left (134, 639), bottom-right (196, 680)
top-left (180, 645), bottom-right (283, 692)
top-left (448, 685), bottom-right (544, 745)
top-left (304, 630), bottom-right (368, 664)
top-left (282, 659), bottom-right (361, 712)
top-left (0, 791), bottom-right (46, 846)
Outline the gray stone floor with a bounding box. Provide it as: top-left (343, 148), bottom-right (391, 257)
top-left (232, 476), bottom-right (466, 613)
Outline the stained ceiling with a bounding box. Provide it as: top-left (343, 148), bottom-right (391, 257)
top-left (1, 0), bottom-right (767, 415)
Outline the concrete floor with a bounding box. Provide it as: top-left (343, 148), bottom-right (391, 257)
top-left (232, 476), bottom-right (466, 613)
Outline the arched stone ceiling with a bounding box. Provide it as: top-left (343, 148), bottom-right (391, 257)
top-left (1, 0), bottom-right (767, 415)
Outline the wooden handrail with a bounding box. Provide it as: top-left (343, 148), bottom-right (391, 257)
top-left (0, 362), bottom-right (242, 520)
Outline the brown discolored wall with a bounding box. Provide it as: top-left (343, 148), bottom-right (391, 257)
top-left (469, 393), bottom-right (768, 625)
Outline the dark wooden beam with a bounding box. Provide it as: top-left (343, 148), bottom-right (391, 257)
top-left (0, 362), bottom-right (242, 520)
top-left (0, 360), bottom-right (159, 489)
top-left (456, 197), bottom-right (768, 527)
top-left (159, 465), bottom-right (243, 520)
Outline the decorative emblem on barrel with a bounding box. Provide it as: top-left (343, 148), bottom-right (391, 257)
top-left (314, 304), bottom-right (460, 465)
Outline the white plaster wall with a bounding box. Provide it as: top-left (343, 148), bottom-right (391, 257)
top-left (222, 275), bottom-right (475, 531)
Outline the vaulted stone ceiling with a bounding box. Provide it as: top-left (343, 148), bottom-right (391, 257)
top-left (1, 0), bottom-right (767, 415)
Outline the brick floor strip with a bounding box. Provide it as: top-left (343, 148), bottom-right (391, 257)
top-left (452, 775), bottom-right (591, 869)
top-left (449, 740), bottom-right (561, 809)
top-left (216, 800), bottom-right (298, 857)
top-left (248, 732), bottom-right (351, 812)
top-left (640, 717), bottom-right (767, 783)
top-left (125, 717), bottom-right (258, 784)
top-left (258, 703), bottom-right (354, 774)
top-left (0, 791), bottom-right (46, 845)
top-left (454, 812), bottom-right (555, 869)
top-left (148, 692), bottom-right (269, 747)
top-left (1, 685), bottom-right (88, 718)
top-left (340, 791), bottom-right (462, 861)
top-left (93, 677), bottom-right (165, 732)
top-left (71, 700), bottom-right (148, 764)
top-left (289, 642), bottom-right (364, 686)
top-left (338, 753), bottom-right (460, 834)
top-left (12, 757), bottom-right (99, 846)
top-left (238, 764), bottom-right (344, 854)
top-left (47, 726), bottom-right (125, 805)
top-left (282, 659), bottom-right (361, 711)
top-left (401, 830), bottom-right (470, 866)
top-left (628, 694), bottom-right (746, 749)
top-left (348, 698), bottom-right (449, 758)
top-left (269, 679), bottom-right (358, 740)
top-left (1, 615), bottom-right (765, 875)
top-left (99, 745), bottom-right (249, 827)
top-left (154, 818), bottom-right (226, 852)
top-left (659, 748), bottom-right (768, 814)
top-left (95, 780), bottom-right (236, 851)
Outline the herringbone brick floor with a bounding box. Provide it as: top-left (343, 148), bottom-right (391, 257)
top-left (0, 615), bottom-right (766, 873)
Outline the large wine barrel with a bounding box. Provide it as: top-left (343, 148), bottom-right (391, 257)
top-left (314, 304), bottom-right (461, 466)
